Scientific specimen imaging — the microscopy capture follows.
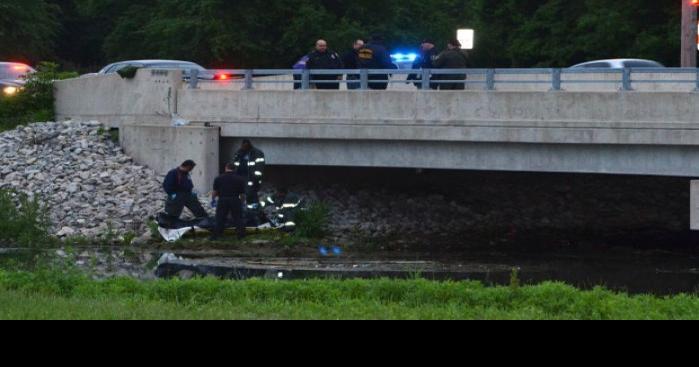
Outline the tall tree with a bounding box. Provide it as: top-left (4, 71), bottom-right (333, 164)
top-left (0, 0), bottom-right (60, 63)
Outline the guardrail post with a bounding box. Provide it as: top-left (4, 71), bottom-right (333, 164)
top-left (695, 68), bottom-right (699, 92)
top-left (485, 69), bottom-right (495, 91)
top-left (360, 69), bottom-right (369, 90)
top-left (302, 69), bottom-right (310, 90)
top-left (243, 70), bottom-right (254, 90)
top-left (551, 68), bottom-right (562, 91)
top-left (421, 69), bottom-right (431, 90)
top-left (622, 68), bottom-right (633, 91)
top-left (189, 68), bottom-right (199, 89)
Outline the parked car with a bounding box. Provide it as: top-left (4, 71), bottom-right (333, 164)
top-left (89, 60), bottom-right (231, 80)
top-left (0, 62), bottom-right (36, 96)
top-left (570, 59), bottom-right (665, 69)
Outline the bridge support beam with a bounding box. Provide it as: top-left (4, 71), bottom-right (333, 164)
top-left (121, 123), bottom-right (220, 193)
top-left (692, 181), bottom-right (699, 230)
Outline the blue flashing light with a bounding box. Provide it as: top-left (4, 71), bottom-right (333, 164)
top-left (391, 52), bottom-right (418, 63)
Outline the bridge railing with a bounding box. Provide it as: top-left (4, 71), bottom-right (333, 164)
top-left (188, 68), bottom-right (699, 92)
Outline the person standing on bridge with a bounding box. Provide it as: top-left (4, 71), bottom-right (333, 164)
top-left (358, 34), bottom-right (395, 90)
top-left (408, 39), bottom-right (439, 89)
top-left (342, 39), bottom-right (365, 90)
top-left (162, 160), bottom-right (209, 224)
top-left (434, 39), bottom-right (468, 90)
top-left (210, 163), bottom-right (247, 241)
top-left (232, 139), bottom-right (266, 209)
top-left (306, 39), bottom-right (344, 90)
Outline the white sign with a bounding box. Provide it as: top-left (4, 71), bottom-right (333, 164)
top-left (457, 29), bottom-right (475, 50)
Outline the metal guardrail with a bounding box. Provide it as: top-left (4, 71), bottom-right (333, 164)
top-left (189, 68), bottom-right (699, 91)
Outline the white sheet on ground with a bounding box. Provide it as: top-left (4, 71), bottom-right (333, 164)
top-left (159, 227), bottom-right (196, 242)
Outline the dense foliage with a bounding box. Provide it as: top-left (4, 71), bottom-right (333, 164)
top-left (0, 0), bottom-right (683, 71)
top-left (0, 62), bottom-right (78, 130)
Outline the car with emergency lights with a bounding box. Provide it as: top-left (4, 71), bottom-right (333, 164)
top-left (0, 62), bottom-right (36, 97)
top-left (92, 60), bottom-right (233, 81)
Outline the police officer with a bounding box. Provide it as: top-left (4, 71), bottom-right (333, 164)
top-left (162, 160), bottom-right (208, 223)
top-left (408, 39), bottom-right (439, 89)
top-left (342, 39), bottom-right (365, 90)
top-left (306, 39), bottom-right (344, 90)
top-left (434, 39), bottom-right (469, 90)
top-left (357, 34), bottom-right (394, 90)
top-left (232, 139), bottom-right (265, 208)
top-left (210, 163), bottom-right (247, 241)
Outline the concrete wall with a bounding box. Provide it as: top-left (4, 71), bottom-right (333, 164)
top-left (55, 69), bottom-right (183, 128)
top-left (54, 71), bottom-right (699, 129)
top-left (120, 124), bottom-right (220, 192)
top-left (179, 89), bottom-right (699, 126)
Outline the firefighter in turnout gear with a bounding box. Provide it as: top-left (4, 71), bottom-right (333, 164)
top-left (263, 188), bottom-right (304, 230)
top-left (232, 139), bottom-right (266, 209)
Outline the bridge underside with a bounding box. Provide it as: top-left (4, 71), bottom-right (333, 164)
top-left (221, 137), bottom-right (699, 178)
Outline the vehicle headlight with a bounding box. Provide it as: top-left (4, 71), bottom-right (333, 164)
top-left (2, 86), bottom-right (19, 96)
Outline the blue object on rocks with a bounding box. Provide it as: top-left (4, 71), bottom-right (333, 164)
top-left (319, 246), bottom-right (329, 257)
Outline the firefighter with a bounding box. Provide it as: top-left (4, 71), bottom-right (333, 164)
top-left (232, 139), bottom-right (266, 209)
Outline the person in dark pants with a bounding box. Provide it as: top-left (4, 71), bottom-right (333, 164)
top-left (357, 34), bottom-right (394, 90)
top-left (342, 39), bottom-right (365, 90)
top-left (232, 139), bottom-right (265, 208)
top-left (163, 160), bottom-right (208, 222)
top-left (210, 163), bottom-right (247, 241)
top-left (434, 39), bottom-right (469, 90)
top-left (306, 39), bottom-right (344, 90)
top-left (408, 39), bottom-right (439, 89)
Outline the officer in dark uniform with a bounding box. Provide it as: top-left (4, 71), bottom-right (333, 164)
top-left (357, 34), bottom-right (394, 90)
top-left (162, 160), bottom-right (208, 223)
top-left (210, 163), bottom-right (247, 241)
top-left (434, 39), bottom-right (469, 90)
top-left (306, 39), bottom-right (344, 90)
top-left (342, 39), bottom-right (365, 90)
top-left (408, 39), bottom-right (439, 89)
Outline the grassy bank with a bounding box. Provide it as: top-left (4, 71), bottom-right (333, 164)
top-left (0, 269), bottom-right (698, 320)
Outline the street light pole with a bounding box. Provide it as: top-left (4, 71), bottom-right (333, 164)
top-left (682, 0), bottom-right (698, 67)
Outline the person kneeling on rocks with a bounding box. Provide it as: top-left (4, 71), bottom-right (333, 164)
top-left (163, 160), bottom-right (208, 222)
top-left (210, 163), bottom-right (247, 241)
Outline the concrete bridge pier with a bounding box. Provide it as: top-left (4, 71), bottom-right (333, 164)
top-left (120, 123), bottom-right (220, 193)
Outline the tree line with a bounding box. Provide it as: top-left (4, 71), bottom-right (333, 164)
top-left (0, 0), bottom-right (682, 71)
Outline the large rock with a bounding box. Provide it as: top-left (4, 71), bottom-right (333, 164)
top-left (0, 121), bottom-right (194, 238)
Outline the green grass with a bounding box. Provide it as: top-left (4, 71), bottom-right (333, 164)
top-left (0, 269), bottom-right (698, 320)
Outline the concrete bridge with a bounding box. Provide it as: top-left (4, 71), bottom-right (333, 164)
top-left (54, 69), bottom-right (699, 229)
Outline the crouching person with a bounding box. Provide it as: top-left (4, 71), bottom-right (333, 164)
top-left (264, 188), bottom-right (304, 230)
top-left (163, 160), bottom-right (208, 222)
top-left (210, 163), bottom-right (247, 241)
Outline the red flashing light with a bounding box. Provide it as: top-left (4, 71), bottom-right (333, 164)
top-left (693, 0), bottom-right (699, 6)
top-left (215, 74), bottom-right (231, 81)
top-left (12, 65), bottom-right (28, 71)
